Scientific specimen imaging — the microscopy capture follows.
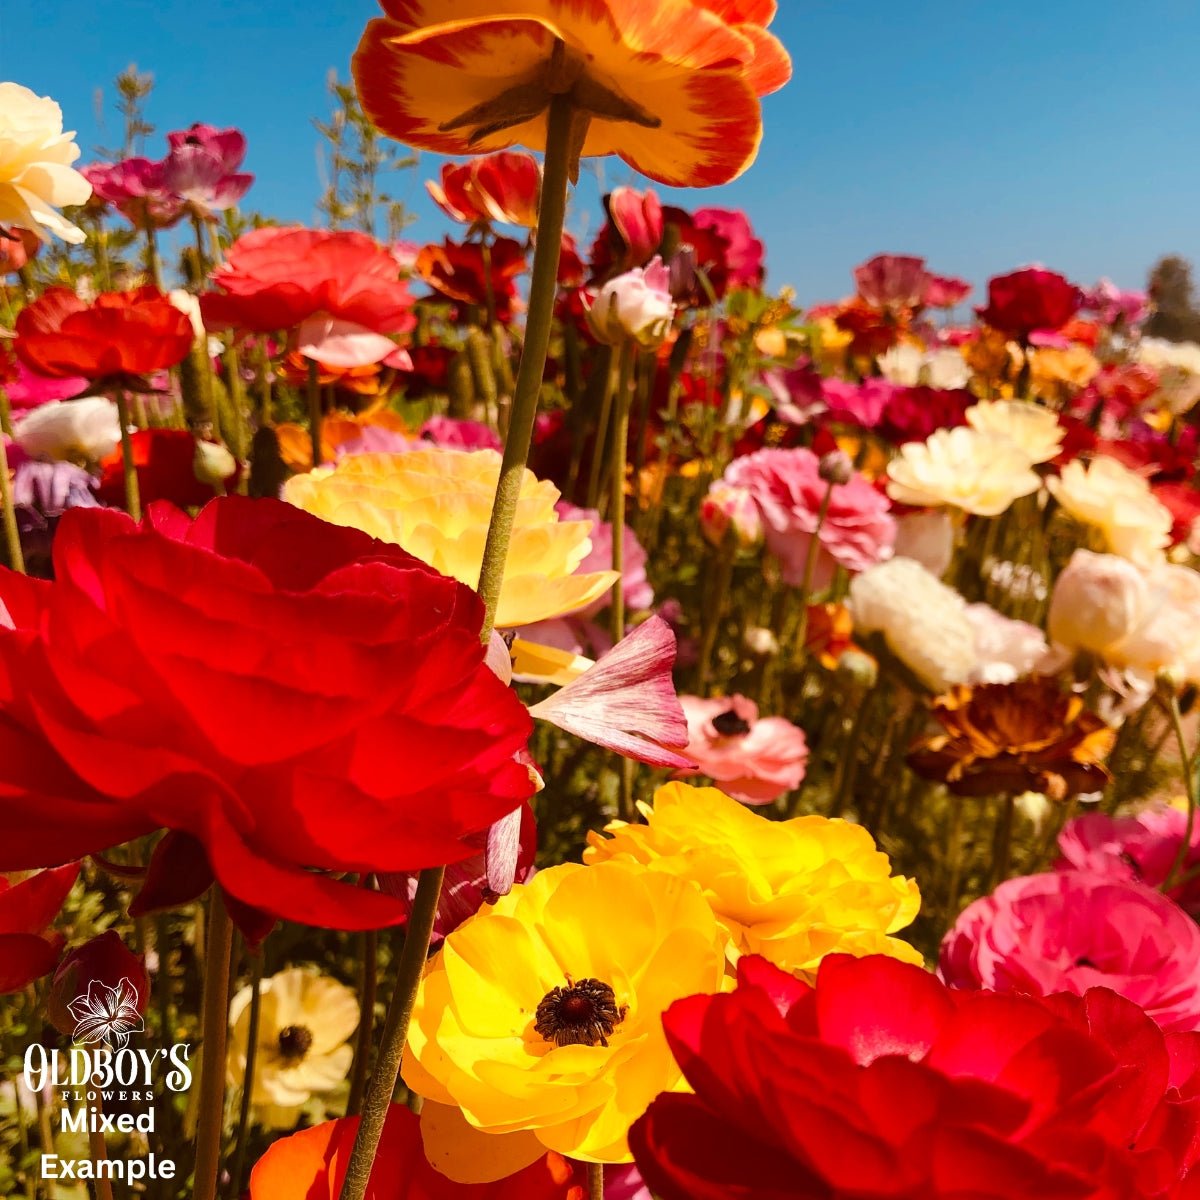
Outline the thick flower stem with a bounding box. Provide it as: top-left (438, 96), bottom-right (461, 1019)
top-left (991, 794), bottom-right (1016, 887)
top-left (307, 359), bottom-right (324, 467)
top-left (587, 1162), bottom-right (604, 1200)
top-left (0, 402), bottom-right (25, 574)
top-left (192, 889), bottom-right (233, 1200)
top-left (794, 481), bottom-right (835, 655)
top-left (346, 927), bottom-right (378, 1116)
top-left (338, 866), bottom-right (445, 1200)
top-left (697, 531), bottom-right (736, 694)
top-left (1163, 691), bottom-right (1197, 891)
top-left (475, 94), bottom-right (573, 643)
top-left (228, 947), bottom-right (264, 1199)
top-left (115, 392), bottom-right (142, 522)
top-left (87, 1090), bottom-right (115, 1200)
top-left (585, 349), bottom-right (617, 511)
top-left (609, 339), bottom-right (636, 644)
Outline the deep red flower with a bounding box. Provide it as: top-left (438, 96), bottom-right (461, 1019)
top-left (0, 499), bottom-right (534, 937)
top-left (14, 287), bottom-right (193, 382)
top-left (660, 205), bottom-right (738, 303)
top-left (692, 208), bottom-right (764, 291)
top-left (976, 267), bottom-right (1083, 340)
top-left (97, 429), bottom-right (239, 510)
top-left (249, 1102), bottom-right (585, 1200)
top-left (46, 929), bottom-right (149, 1036)
top-left (631, 953), bottom-right (1200, 1200)
top-left (590, 187), bottom-right (665, 278)
top-left (0, 864), bottom-right (79, 994)
top-left (201, 227), bottom-right (416, 367)
top-left (414, 237), bottom-right (527, 322)
top-left (1153, 482), bottom-right (1200, 546)
top-left (880, 384), bottom-right (973, 443)
top-left (427, 152), bottom-right (541, 228)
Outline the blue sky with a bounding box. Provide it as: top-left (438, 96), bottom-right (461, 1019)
top-left (7, 0), bottom-right (1200, 303)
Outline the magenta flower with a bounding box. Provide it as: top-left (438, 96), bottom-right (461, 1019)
top-left (1083, 278), bottom-right (1150, 327)
top-left (418, 415), bottom-right (503, 452)
top-left (4, 359), bottom-right (88, 411)
top-left (80, 159), bottom-right (183, 229)
top-left (161, 123), bottom-right (253, 220)
top-left (692, 208), bottom-right (765, 291)
top-left (821, 377), bottom-right (893, 428)
top-left (725, 447), bottom-right (896, 588)
top-left (1057, 807), bottom-right (1200, 917)
top-left (676, 694), bottom-right (808, 805)
top-left (590, 186), bottom-right (664, 276)
top-left (940, 870), bottom-right (1200, 1033)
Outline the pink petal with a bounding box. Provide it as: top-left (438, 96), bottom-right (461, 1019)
top-left (294, 316), bottom-right (398, 368)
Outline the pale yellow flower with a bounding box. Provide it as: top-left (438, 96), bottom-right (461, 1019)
top-left (284, 448), bottom-right (617, 627)
top-left (0, 84), bottom-right (92, 244)
top-left (966, 399), bottom-right (1065, 464)
top-left (1048, 456), bottom-right (1172, 566)
top-left (1136, 338), bottom-right (1200, 414)
top-left (886, 426), bottom-right (1041, 517)
top-left (226, 967), bottom-right (358, 1129)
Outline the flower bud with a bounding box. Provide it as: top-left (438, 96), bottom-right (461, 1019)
top-left (818, 450), bottom-right (854, 486)
top-left (46, 930), bottom-right (149, 1040)
top-left (700, 482), bottom-right (762, 550)
top-left (836, 648), bottom-right (879, 690)
top-left (193, 438), bottom-right (237, 488)
top-left (1047, 550), bottom-right (1146, 657)
top-left (586, 257), bottom-right (676, 348)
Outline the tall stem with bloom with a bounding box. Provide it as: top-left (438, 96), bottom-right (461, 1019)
top-left (306, 359), bottom-right (324, 468)
top-left (1164, 691), bottom-right (1197, 892)
top-left (192, 888), bottom-right (233, 1200)
top-left (228, 947), bottom-right (264, 1199)
top-left (697, 530), bottom-right (736, 694)
top-left (114, 392), bottom-right (142, 522)
top-left (609, 339), bottom-right (636, 644)
top-left (794, 480), bottom-right (835, 655)
top-left (0, 392), bottom-right (25, 574)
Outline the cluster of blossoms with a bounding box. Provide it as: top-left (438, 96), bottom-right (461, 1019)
top-left (3, 2), bottom-right (1200, 1197)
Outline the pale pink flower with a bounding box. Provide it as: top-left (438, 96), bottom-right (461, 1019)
top-left (556, 501), bottom-right (652, 616)
top-left (419, 415), bottom-right (503, 452)
top-left (854, 253), bottom-right (930, 311)
top-left (676, 694), bottom-right (808, 805)
top-left (964, 603), bottom-right (1051, 684)
top-left (700, 481), bottom-right (762, 549)
top-left (586, 256), bottom-right (675, 347)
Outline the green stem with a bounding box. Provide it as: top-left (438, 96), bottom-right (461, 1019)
top-left (115, 392), bottom-right (142, 522)
top-left (585, 350), bottom-right (617, 511)
top-left (346, 927), bottom-right (378, 1116)
top-left (474, 94), bottom-right (573, 643)
top-left (337, 866), bottom-right (445, 1200)
top-left (992, 794), bottom-right (1016, 888)
top-left (0, 396), bottom-right (25, 574)
top-left (609, 340), bottom-right (635, 644)
top-left (144, 224), bottom-right (163, 290)
top-left (794, 481), bottom-right (835, 654)
top-left (192, 889), bottom-right (233, 1200)
top-left (1163, 692), bottom-right (1197, 892)
top-left (228, 948), bottom-right (264, 1200)
top-left (87, 1090), bottom-right (115, 1200)
top-left (306, 359), bottom-right (323, 467)
top-left (697, 533), bottom-right (736, 694)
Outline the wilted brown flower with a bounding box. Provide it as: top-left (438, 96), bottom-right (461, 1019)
top-left (907, 676), bottom-right (1115, 800)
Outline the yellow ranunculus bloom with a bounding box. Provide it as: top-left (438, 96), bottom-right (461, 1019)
top-left (585, 782), bottom-right (922, 975)
top-left (284, 448), bottom-right (617, 627)
top-left (402, 860), bottom-right (726, 1169)
top-left (966, 399), bottom-right (1065, 465)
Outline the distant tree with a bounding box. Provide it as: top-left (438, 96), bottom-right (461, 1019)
top-left (1145, 255), bottom-right (1200, 342)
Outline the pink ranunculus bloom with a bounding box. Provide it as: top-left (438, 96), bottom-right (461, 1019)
top-left (924, 272), bottom-right (972, 308)
top-left (940, 870), bottom-right (1200, 1033)
top-left (161, 123), bottom-right (254, 220)
top-left (5, 360), bottom-right (89, 411)
top-left (1083, 278), bottom-right (1150, 328)
top-left (692, 208), bottom-right (765, 291)
top-left (1057, 807), bottom-right (1200, 917)
top-left (590, 186), bottom-right (664, 276)
top-left (725, 447), bottom-right (895, 589)
top-left (604, 1165), bottom-right (652, 1200)
top-left (820, 377), bottom-right (893, 428)
top-left (418, 415), bottom-right (503, 452)
top-left (80, 159), bottom-right (184, 229)
top-left (676, 694), bottom-right (808, 805)
top-left (854, 253), bottom-right (930, 311)
top-left (555, 501), bottom-right (652, 616)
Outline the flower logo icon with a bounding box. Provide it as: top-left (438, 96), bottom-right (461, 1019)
top-left (67, 978), bottom-right (145, 1049)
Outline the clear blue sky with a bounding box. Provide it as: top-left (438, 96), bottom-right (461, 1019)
top-left (7, 0), bottom-right (1200, 303)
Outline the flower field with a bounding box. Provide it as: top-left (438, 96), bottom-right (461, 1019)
top-left (4, 3), bottom-right (1200, 1198)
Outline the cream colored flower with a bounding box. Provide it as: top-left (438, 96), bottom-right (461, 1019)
top-left (1048, 456), bottom-right (1172, 566)
top-left (226, 967), bottom-right (358, 1129)
top-left (878, 343), bottom-right (971, 390)
top-left (886, 426), bottom-right (1041, 517)
top-left (1135, 338), bottom-right (1200, 415)
top-left (13, 397), bottom-right (119, 463)
top-left (848, 557), bottom-right (978, 691)
top-left (0, 84), bottom-right (92, 244)
top-left (966, 399), bottom-right (1065, 464)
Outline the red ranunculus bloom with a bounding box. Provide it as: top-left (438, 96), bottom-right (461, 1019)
top-left (0, 864), bottom-right (79, 994)
top-left (976, 267), bottom-right (1083, 340)
top-left (427, 152), bottom-right (542, 228)
top-left (0, 499), bottom-right (534, 936)
top-left (15, 287), bottom-right (194, 382)
top-left (590, 187), bottom-right (665, 278)
top-left (415, 237), bottom-right (528, 322)
top-left (201, 227), bottom-right (416, 368)
top-left (631, 953), bottom-right (1200, 1200)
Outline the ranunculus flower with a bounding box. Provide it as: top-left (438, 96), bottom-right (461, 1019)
top-left (0, 498), bottom-right (535, 936)
top-left (924, 271), bottom-right (972, 307)
top-left (853, 253), bottom-right (930, 311)
top-left (202, 227), bottom-right (415, 368)
top-left (725, 447), bottom-right (895, 588)
top-left (403, 860), bottom-right (728, 1172)
top-left (1058, 806), bottom-right (1200, 917)
top-left (1136, 337), bottom-right (1200, 415)
top-left (353, 0), bottom-right (791, 189)
top-left (691, 208), bottom-right (764, 291)
top-left (590, 187), bottom-right (664, 275)
top-left (97, 429), bottom-right (239, 510)
top-left (848, 557), bottom-right (978, 692)
top-left (976, 266), bottom-right (1083, 340)
top-left (1049, 456), bottom-right (1173, 566)
top-left (249, 1102), bottom-right (585, 1199)
top-left (675, 694), bottom-right (807, 804)
top-left (941, 870), bottom-right (1200, 1032)
top-left (877, 343), bottom-right (971, 390)
top-left (419, 415), bottom-right (503, 453)
top-left (12, 396), bottom-right (121, 463)
top-left (1047, 549), bottom-right (1200, 684)
top-left (1083, 278), bottom-right (1150, 327)
top-left (15, 287), bottom-right (194, 383)
top-left (81, 158), bottom-right (184, 229)
top-left (965, 398), bottom-right (1065, 464)
top-left (699, 481), bottom-right (762, 549)
top-left (586, 782), bottom-right (921, 974)
top-left (160, 122), bottom-right (254, 220)
top-left (0, 227), bottom-right (39, 275)
top-left (0, 863), bottom-right (79, 994)
top-left (886, 426), bottom-right (1042, 517)
top-left (284, 448), bottom-right (617, 628)
top-left (963, 603), bottom-right (1051, 684)
top-left (586, 257), bottom-right (676, 347)
top-left (427, 152), bottom-right (541, 228)
top-left (415, 236), bottom-right (527, 323)
top-left (879, 383), bottom-right (973, 443)
top-left (553, 501), bottom-right (652, 617)
top-left (4, 358), bottom-right (88, 411)
top-left (0, 84), bottom-right (93, 244)
top-left (630, 952), bottom-right (1200, 1199)
top-left (46, 930), bottom-right (149, 1039)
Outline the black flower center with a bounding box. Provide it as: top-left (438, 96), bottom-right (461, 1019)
top-left (534, 977), bottom-right (626, 1048)
top-left (711, 709), bottom-right (752, 737)
top-left (277, 1025), bottom-right (313, 1062)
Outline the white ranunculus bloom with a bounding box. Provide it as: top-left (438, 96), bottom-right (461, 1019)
top-left (0, 83), bottom-right (93, 244)
top-left (13, 397), bottom-right (120, 463)
top-left (587, 256), bottom-right (675, 348)
top-left (878, 343), bottom-right (971, 390)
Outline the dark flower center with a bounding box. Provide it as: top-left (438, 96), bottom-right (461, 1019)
top-left (534, 977), bottom-right (626, 1048)
top-left (1075, 957), bottom-right (1098, 969)
top-left (277, 1024), bottom-right (313, 1062)
top-left (711, 709), bottom-right (752, 737)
